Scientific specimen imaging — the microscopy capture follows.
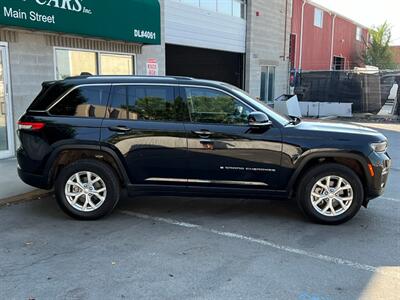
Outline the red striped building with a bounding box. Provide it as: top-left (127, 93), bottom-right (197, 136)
top-left (290, 0), bottom-right (369, 71)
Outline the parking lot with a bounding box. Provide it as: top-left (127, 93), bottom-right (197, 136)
top-left (0, 122), bottom-right (399, 300)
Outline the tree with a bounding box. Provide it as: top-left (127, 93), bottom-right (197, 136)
top-left (364, 22), bottom-right (396, 70)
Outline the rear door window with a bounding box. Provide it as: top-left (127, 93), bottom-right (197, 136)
top-left (108, 85), bottom-right (187, 121)
top-left (50, 85), bottom-right (111, 118)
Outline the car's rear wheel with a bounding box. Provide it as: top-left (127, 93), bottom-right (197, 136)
top-left (297, 163), bottom-right (364, 225)
top-left (55, 159), bottom-right (120, 220)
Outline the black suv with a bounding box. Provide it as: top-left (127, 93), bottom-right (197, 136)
top-left (18, 76), bottom-right (391, 224)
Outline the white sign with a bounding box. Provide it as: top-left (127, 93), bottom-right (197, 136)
top-left (146, 58), bottom-right (158, 76)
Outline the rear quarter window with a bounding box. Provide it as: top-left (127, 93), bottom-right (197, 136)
top-left (28, 83), bottom-right (71, 111)
top-left (50, 85), bottom-right (111, 118)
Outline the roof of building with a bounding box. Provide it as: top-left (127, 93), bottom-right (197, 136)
top-left (306, 0), bottom-right (369, 29)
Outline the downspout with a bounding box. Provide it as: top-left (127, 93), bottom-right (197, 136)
top-left (283, 0), bottom-right (289, 61)
top-left (298, 0), bottom-right (307, 71)
top-left (329, 14), bottom-right (337, 70)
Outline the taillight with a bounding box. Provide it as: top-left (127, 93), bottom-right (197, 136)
top-left (17, 121), bottom-right (45, 131)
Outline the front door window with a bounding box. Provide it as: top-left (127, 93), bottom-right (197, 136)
top-left (185, 87), bottom-right (252, 125)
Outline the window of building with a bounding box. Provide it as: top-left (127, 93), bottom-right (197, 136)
top-left (260, 66), bottom-right (276, 103)
top-left (55, 49), bottom-right (135, 80)
top-left (181, 0), bottom-right (199, 6)
top-left (55, 50), bottom-right (97, 79)
top-left (174, 0), bottom-right (246, 19)
top-left (50, 86), bottom-right (110, 118)
top-left (232, 0), bottom-right (245, 18)
top-left (356, 26), bottom-right (363, 41)
top-left (100, 54), bottom-right (134, 76)
top-left (200, 0), bottom-right (216, 11)
top-left (217, 1), bottom-right (233, 15)
top-left (314, 8), bottom-right (324, 28)
top-left (108, 85), bottom-right (186, 121)
top-left (185, 87), bottom-right (252, 125)
top-left (332, 56), bottom-right (345, 70)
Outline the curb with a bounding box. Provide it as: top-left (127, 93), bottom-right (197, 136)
top-left (0, 190), bottom-right (53, 208)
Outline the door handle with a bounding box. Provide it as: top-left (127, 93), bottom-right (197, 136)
top-left (108, 126), bottom-right (131, 133)
top-left (192, 130), bottom-right (214, 138)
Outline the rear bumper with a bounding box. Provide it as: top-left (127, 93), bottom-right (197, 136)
top-left (18, 168), bottom-right (51, 190)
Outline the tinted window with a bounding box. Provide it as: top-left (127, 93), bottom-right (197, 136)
top-left (185, 87), bottom-right (252, 125)
top-left (108, 85), bottom-right (186, 121)
top-left (29, 83), bottom-right (72, 111)
top-left (50, 86), bottom-right (110, 118)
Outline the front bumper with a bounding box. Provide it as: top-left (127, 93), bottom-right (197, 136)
top-left (366, 151), bottom-right (391, 200)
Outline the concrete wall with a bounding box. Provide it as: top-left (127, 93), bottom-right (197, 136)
top-left (137, 0), bottom-right (166, 75)
top-left (8, 32), bottom-right (54, 140)
top-left (245, 0), bottom-right (291, 99)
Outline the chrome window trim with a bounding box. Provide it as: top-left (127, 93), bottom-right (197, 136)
top-left (145, 177), bottom-right (268, 187)
top-left (40, 82), bottom-right (255, 118)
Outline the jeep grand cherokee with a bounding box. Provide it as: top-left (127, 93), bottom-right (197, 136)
top-left (17, 76), bottom-right (391, 224)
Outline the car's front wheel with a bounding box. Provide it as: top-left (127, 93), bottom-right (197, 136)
top-left (55, 159), bottom-right (120, 220)
top-left (297, 163), bottom-right (364, 225)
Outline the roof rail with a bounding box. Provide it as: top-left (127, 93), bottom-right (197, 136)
top-left (83, 75), bottom-right (195, 80)
top-left (62, 75), bottom-right (196, 81)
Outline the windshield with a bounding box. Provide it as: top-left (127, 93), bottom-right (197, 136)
top-left (222, 83), bottom-right (291, 125)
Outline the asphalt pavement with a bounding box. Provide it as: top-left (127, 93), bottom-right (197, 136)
top-left (0, 122), bottom-right (399, 300)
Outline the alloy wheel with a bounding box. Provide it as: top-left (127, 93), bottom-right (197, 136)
top-left (310, 175), bottom-right (353, 217)
top-left (65, 171), bottom-right (107, 212)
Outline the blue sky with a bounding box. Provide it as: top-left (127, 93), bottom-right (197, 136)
top-left (312, 0), bottom-right (400, 45)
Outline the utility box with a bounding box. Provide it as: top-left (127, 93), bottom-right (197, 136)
top-left (274, 95), bottom-right (302, 118)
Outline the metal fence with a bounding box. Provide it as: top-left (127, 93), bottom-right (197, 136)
top-left (292, 70), bottom-right (400, 117)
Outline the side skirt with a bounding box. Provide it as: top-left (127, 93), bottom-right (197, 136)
top-left (127, 184), bottom-right (289, 200)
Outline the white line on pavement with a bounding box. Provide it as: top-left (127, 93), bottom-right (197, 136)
top-left (119, 210), bottom-right (399, 279)
top-left (379, 197), bottom-right (400, 203)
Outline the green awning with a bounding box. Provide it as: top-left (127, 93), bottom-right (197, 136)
top-left (0, 0), bottom-right (161, 44)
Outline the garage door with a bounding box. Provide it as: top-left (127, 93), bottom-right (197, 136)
top-left (166, 44), bottom-right (244, 88)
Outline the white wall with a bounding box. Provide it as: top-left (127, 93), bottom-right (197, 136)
top-left (165, 0), bottom-right (246, 53)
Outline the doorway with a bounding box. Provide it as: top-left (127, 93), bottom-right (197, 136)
top-left (166, 44), bottom-right (244, 88)
top-left (260, 66), bottom-right (276, 103)
top-left (0, 43), bottom-right (14, 159)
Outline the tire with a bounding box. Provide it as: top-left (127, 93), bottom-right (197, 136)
top-left (297, 163), bottom-right (364, 225)
top-left (55, 159), bottom-right (120, 220)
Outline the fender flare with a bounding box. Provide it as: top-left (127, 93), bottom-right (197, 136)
top-left (287, 152), bottom-right (371, 194)
top-left (44, 144), bottom-right (130, 186)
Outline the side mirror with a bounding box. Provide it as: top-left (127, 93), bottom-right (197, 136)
top-left (248, 112), bottom-right (272, 128)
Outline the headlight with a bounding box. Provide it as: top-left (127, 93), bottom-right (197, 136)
top-left (370, 141), bottom-right (388, 153)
